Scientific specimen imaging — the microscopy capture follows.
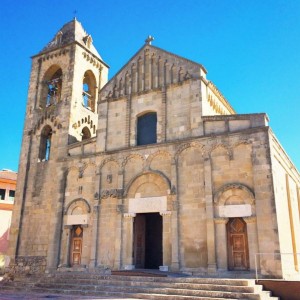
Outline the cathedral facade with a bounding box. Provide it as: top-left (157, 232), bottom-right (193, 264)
top-left (8, 19), bottom-right (300, 279)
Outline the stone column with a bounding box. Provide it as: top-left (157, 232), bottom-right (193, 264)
top-left (214, 218), bottom-right (229, 271)
top-left (114, 203), bottom-right (123, 270)
top-left (122, 213), bottom-right (136, 270)
top-left (89, 202), bottom-right (100, 268)
top-left (204, 155), bottom-right (217, 273)
top-left (244, 216), bottom-right (259, 270)
top-left (89, 170), bottom-right (101, 268)
top-left (171, 160), bottom-right (180, 271)
top-left (114, 172), bottom-right (124, 270)
top-left (160, 211), bottom-right (172, 270)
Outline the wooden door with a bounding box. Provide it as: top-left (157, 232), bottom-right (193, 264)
top-left (133, 214), bottom-right (146, 268)
top-left (227, 218), bottom-right (249, 270)
top-left (70, 225), bottom-right (83, 266)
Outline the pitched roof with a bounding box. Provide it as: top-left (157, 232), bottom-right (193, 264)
top-left (38, 18), bottom-right (102, 60)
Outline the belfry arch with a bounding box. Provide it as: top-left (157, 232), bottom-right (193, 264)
top-left (40, 65), bottom-right (63, 108)
top-left (82, 70), bottom-right (97, 112)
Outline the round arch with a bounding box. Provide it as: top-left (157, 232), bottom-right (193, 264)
top-left (214, 183), bottom-right (255, 206)
top-left (40, 65), bottom-right (63, 108)
top-left (125, 170), bottom-right (171, 198)
top-left (64, 198), bottom-right (91, 215)
top-left (82, 70), bottom-right (97, 112)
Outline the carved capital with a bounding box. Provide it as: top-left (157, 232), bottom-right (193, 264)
top-left (160, 211), bottom-right (172, 216)
top-left (243, 216), bottom-right (256, 224)
top-left (124, 213), bottom-right (136, 219)
top-left (214, 217), bottom-right (229, 224)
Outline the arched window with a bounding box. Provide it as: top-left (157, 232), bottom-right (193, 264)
top-left (137, 112), bottom-right (157, 146)
top-left (81, 126), bottom-right (91, 141)
top-left (39, 125), bottom-right (52, 161)
top-left (82, 71), bottom-right (96, 112)
top-left (40, 66), bottom-right (62, 108)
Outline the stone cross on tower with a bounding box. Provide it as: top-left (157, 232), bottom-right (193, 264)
top-left (145, 35), bottom-right (154, 45)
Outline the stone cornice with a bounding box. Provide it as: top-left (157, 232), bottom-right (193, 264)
top-left (207, 81), bottom-right (235, 114)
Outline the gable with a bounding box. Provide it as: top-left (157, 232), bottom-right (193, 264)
top-left (99, 44), bottom-right (207, 101)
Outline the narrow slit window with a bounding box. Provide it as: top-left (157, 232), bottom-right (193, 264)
top-left (39, 126), bottom-right (52, 162)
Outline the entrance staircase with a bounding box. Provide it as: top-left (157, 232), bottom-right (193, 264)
top-left (0, 271), bottom-right (279, 299)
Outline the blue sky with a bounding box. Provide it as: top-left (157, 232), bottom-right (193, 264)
top-left (0, 0), bottom-right (299, 172)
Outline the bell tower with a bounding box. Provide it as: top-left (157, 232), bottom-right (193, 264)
top-left (8, 19), bottom-right (108, 272)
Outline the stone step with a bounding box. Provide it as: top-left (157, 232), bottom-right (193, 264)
top-left (29, 287), bottom-right (241, 300)
top-left (44, 273), bottom-right (254, 286)
top-left (33, 281), bottom-right (272, 300)
top-left (36, 279), bottom-right (261, 294)
top-left (0, 274), bottom-right (279, 300)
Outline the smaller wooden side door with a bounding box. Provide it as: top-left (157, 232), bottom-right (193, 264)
top-left (70, 225), bottom-right (83, 266)
top-left (227, 218), bottom-right (249, 270)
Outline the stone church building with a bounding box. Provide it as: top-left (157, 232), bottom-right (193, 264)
top-left (8, 19), bottom-right (300, 279)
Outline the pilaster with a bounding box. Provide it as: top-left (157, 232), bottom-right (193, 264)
top-left (214, 217), bottom-right (229, 270)
top-left (122, 213), bottom-right (136, 269)
top-left (160, 211), bottom-right (172, 267)
top-left (204, 154), bottom-right (217, 273)
top-left (244, 216), bottom-right (259, 270)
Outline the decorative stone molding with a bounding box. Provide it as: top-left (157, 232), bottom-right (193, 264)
top-left (122, 153), bottom-right (145, 169)
top-left (207, 81), bottom-right (235, 114)
top-left (100, 189), bottom-right (123, 199)
top-left (160, 211), bottom-right (172, 216)
top-left (214, 217), bottom-right (229, 224)
top-left (124, 213), bottom-right (136, 218)
top-left (175, 141), bottom-right (204, 158)
top-left (207, 94), bottom-right (227, 115)
top-left (214, 183), bottom-right (255, 205)
top-left (64, 198), bottom-right (91, 215)
top-left (100, 157), bottom-right (120, 170)
top-left (82, 51), bottom-right (102, 68)
top-left (243, 216), bottom-right (256, 223)
top-left (32, 113), bottom-right (62, 134)
top-left (39, 49), bottom-right (69, 62)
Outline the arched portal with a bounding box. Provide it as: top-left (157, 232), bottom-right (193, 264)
top-left (123, 172), bottom-right (171, 270)
top-left (61, 198), bottom-right (91, 268)
top-left (214, 184), bottom-right (257, 271)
